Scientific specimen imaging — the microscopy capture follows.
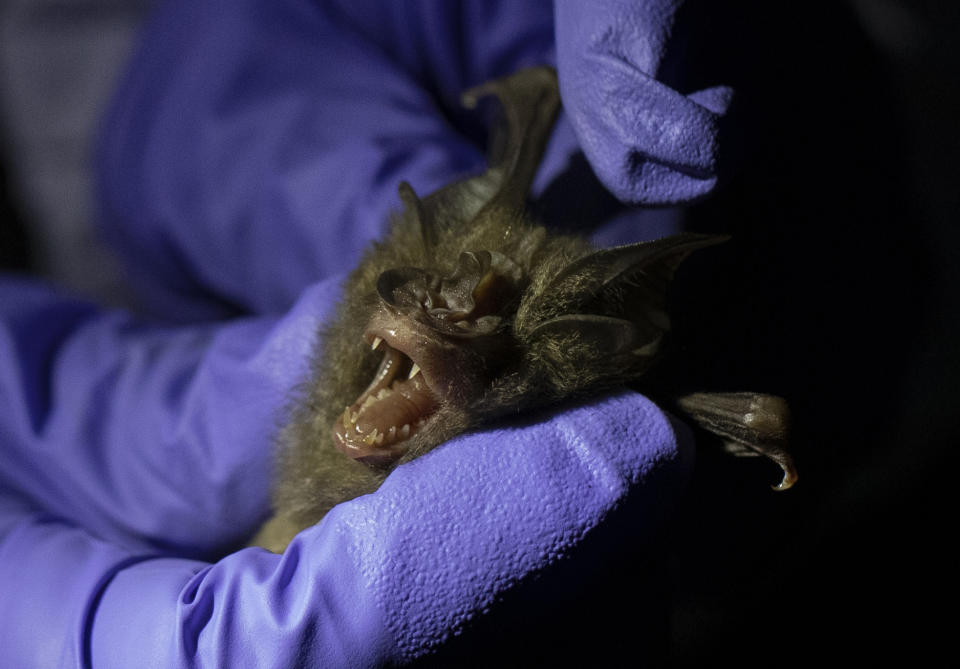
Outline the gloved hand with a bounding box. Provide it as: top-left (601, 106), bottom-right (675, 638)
top-left (97, 0), bottom-right (726, 321)
top-left (0, 276), bottom-right (691, 667)
top-left (96, 0), bottom-right (557, 321)
top-left (0, 0), bottom-right (722, 664)
top-left (555, 0), bottom-right (734, 204)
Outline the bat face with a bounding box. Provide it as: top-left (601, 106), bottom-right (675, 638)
top-left (329, 222), bottom-right (723, 469)
top-left (330, 228), bottom-right (535, 466)
top-left (254, 67), bottom-right (794, 552)
top-left (331, 222), bottom-right (555, 464)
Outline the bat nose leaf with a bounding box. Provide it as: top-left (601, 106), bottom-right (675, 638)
top-left (376, 250), bottom-right (524, 337)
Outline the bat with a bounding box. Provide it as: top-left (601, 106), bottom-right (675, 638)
top-left (251, 67), bottom-right (796, 553)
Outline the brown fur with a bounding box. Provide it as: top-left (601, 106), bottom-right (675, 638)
top-left (251, 67), bottom-right (794, 552)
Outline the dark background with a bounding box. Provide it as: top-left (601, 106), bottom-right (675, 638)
top-left (2, 1), bottom-right (956, 666)
top-left (0, 158), bottom-right (29, 271)
top-left (665, 1), bottom-right (959, 665)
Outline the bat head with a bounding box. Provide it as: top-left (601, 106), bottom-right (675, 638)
top-left (332, 242), bottom-right (526, 465)
top-left (331, 195), bottom-right (726, 466)
top-left (322, 66), bottom-right (729, 467)
top-left (269, 67), bottom-right (789, 542)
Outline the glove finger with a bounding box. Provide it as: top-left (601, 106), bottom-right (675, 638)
top-left (555, 0), bottom-right (734, 204)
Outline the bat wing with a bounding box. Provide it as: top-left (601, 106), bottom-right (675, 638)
top-left (676, 392), bottom-right (798, 490)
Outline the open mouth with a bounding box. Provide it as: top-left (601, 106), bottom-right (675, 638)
top-left (332, 334), bottom-right (439, 466)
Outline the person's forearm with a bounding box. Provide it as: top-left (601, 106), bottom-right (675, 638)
top-left (0, 276), bottom-right (338, 554)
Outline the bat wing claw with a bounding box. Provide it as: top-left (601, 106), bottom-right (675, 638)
top-left (678, 392), bottom-right (799, 491)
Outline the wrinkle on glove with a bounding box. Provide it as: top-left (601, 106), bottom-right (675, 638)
top-left (0, 276), bottom-right (339, 556)
top-left (89, 395), bottom-right (689, 667)
top-left (555, 0), bottom-right (734, 204)
top-left (97, 0), bottom-right (724, 320)
top-left (0, 275), bottom-right (692, 667)
top-left (96, 0), bottom-right (558, 321)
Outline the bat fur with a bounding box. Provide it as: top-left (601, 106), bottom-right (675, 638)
top-left (251, 67), bottom-right (796, 553)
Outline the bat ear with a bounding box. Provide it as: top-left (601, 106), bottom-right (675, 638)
top-left (525, 234), bottom-right (727, 362)
top-left (540, 233), bottom-right (727, 315)
top-left (397, 181), bottom-right (438, 249)
top-left (460, 66), bottom-right (560, 214)
top-left (526, 314), bottom-right (651, 356)
top-left (397, 67), bottom-right (561, 249)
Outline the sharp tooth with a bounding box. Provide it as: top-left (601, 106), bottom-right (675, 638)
top-left (371, 336), bottom-right (383, 351)
top-left (343, 406), bottom-right (353, 426)
top-left (363, 428), bottom-right (379, 446)
top-left (350, 411), bottom-right (359, 424)
top-left (388, 426), bottom-right (397, 442)
top-left (408, 363), bottom-right (421, 379)
top-left (400, 424), bottom-right (410, 438)
top-left (375, 432), bottom-right (384, 445)
top-left (362, 395), bottom-right (376, 410)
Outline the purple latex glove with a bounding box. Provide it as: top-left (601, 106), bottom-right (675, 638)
top-left (96, 0), bottom-right (558, 321)
top-left (96, 0), bottom-right (722, 320)
top-left (0, 0), bottom-right (716, 664)
top-left (555, 0), bottom-right (734, 204)
top-left (0, 276), bottom-right (691, 666)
